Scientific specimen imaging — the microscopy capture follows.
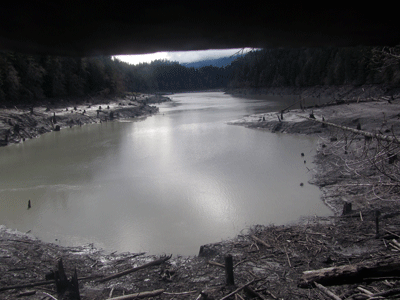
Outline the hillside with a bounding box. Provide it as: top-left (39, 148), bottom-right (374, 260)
top-left (181, 55), bottom-right (242, 68)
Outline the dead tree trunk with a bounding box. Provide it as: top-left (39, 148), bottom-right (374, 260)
top-left (55, 258), bottom-right (81, 300)
top-left (225, 254), bottom-right (234, 286)
top-left (299, 255), bottom-right (400, 287)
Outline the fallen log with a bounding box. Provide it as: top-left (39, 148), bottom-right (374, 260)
top-left (97, 255), bottom-right (172, 283)
top-left (0, 275), bottom-right (103, 292)
top-left (299, 115), bottom-right (400, 144)
top-left (298, 255), bottom-right (400, 287)
top-left (108, 289), bottom-right (164, 300)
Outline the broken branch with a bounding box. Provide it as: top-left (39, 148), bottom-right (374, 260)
top-left (219, 279), bottom-right (256, 300)
top-left (207, 260), bottom-right (225, 268)
top-left (250, 235), bottom-right (271, 248)
top-left (314, 282), bottom-right (341, 300)
top-left (108, 289), bottom-right (165, 300)
top-left (97, 255), bottom-right (171, 283)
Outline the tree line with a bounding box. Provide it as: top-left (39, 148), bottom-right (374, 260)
top-left (227, 46), bottom-right (400, 89)
top-left (0, 52), bottom-right (231, 106)
top-left (1, 46), bottom-right (399, 106)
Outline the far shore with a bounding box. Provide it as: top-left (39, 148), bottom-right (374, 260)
top-left (224, 83), bottom-right (400, 100)
top-left (0, 93), bottom-right (171, 147)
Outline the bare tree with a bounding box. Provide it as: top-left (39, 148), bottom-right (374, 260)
top-left (371, 45), bottom-right (400, 72)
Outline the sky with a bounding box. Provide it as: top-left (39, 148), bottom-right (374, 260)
top-left (114, 48), bottom-right (254, 65)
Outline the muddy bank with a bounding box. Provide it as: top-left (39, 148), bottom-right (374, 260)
top-left (0, 94), bottom-right (170, 147)
top-left (3, 211), bottom-right (400, 299)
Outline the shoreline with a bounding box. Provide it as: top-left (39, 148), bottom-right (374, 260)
top-left (3, 87), bottom-right (400, 298)
top-left (0, 94), bottom-right (171, 147)
top-left (225, 84), bottom-right (400, 100)
top-left (228, 97), bottom-right (400, 215)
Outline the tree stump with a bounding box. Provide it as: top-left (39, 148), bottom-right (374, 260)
top-left (342, 202), bottom-right (352, 215)
top-left (55, 258), bottom-right (81, 300)
top-left (225, 254), bottom-right (234, 286)
top-left (13, 124), bottom-right (20, 134)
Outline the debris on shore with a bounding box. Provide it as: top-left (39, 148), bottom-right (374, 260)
top-left (0, 93), bottom-right (170, 147)
top-left (3, 208), bottom-right (400, 299)
top-left (3, 90), bottom-right (400, 299)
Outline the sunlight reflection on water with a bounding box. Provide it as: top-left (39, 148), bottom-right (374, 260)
top-left (0, 92), bottom-right (332, 255)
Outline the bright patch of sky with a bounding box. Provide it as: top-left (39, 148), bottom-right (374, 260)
top-left (114, 48), bottom-right (254, 65)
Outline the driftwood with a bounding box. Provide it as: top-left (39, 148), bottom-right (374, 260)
top-left (207, 260), bottom-right (225, 268)
top-left (17, 290), bottom-right (36, 297)
top-left (314, 282), bottom-right (341, 300)
top-left (368, 287), bottom-right (400, 298)
top-left (97, 255), bottom-right (172, 283)
top-left (163, 290), bottom-right (197, 296)
top-left (299, 255), bottom-right (400, 287)
top-left (108, 289), bottom-right (165, 300)
top-left (250, 235), bottom-right (271, 248)
top-left (300, 115), bottom-right (400, 144)
top-left (219, 279), bottom-right (257, 300)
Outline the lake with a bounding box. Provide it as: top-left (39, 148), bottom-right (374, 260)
top-left (0, 92), bottom-right (332, 255)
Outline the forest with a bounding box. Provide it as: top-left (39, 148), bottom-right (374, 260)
top-left (227, 46), bottom-right (400, 89)
top-left (0, 45), bottom-right (399, 106)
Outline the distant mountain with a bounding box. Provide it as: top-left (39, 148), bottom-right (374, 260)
top-left (181, 55), bottom-right (243, 68)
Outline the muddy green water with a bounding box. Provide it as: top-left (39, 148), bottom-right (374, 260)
top-left (0, 92), bottom-right (332, 255)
